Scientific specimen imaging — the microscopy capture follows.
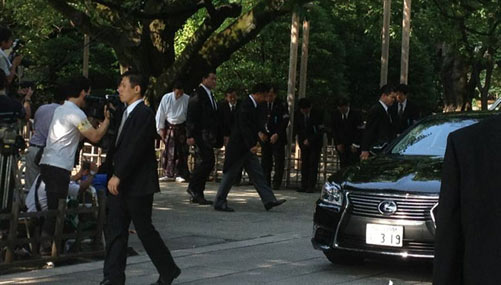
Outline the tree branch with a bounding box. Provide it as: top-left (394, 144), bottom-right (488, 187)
top-left (47, 0), bottom-right (123, 47)
top-left (92, 0), bottom-right (204, 20)
top-left (152, 2), bottom-right (242, 97)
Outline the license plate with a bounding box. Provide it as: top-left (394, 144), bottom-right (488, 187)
top-left (366, 224), bottom-right (403, 247)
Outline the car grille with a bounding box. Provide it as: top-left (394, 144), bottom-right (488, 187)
top-left (347, 192), bottom-right (438, 221)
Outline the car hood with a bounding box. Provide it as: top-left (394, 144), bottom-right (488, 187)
top-left (333, 155), bottom-right (443, 194)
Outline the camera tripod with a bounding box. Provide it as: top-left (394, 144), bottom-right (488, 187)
top-left (0, 150), bottom-right (23, 213)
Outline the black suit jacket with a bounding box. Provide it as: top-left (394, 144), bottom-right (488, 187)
top-left (260, 98), bottom-right (289, 146)
top-left (223, 96), bottom-right (262, 172)
top-left (433, 115), bottom-right (501, 284)
top-left (105, 101), bottom-right (160, 197)
top-left (218, 100), bottom-right (240, 137)
top-left (186, 86), bottom-right (222, 148)
top-left (294, 110), bottom-right (324, 149)
top-left (388, 100), bottom-right (420, 134)
top-left (361, 102), bottom-right (395, 152)
top-left (331, 109), bottom-right (363, 147)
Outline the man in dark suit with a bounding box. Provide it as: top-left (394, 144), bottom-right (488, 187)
top-left (260, 85), bottom-right (289, 190)
top-left (186, 71), bottom-right (222, 205)
top-left (102, 71), bottom-right (180, 285)
top-left (219, 88), bottom-right (240, 144)
top-left (433, 115), bottom-right (501, 284)
top-left (388, 84), bottom-right (419, 135)
top-left (331, 97), bottom-right (364, 168)
top-left (218, 88), bottom-right (242, 185)
top-left (214, 83), bottom-right (286, 212)
top-left (294, 98), bottom-right (324, 193)
top-left (360, 84), bottom-right (396, 160)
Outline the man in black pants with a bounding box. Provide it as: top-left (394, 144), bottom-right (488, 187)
top-left (260, 85), bottom-right (289, 190)
top-left (185, 71), bottom-right (222, 205)
top-left (214, 84), bottom-right (286, 212)
top-left (331, 97), bottom-right (363, 168)
top-left (294, 98), bottom-right (324, 193)
top-left (39, 76), bottom-right (110, 250)
top-left (102, 71), bottom-right (180, 285)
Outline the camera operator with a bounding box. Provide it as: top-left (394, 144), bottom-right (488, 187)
top-left (0, 27), bottom-right (22, 86)
top-left (24, 85), bottom-right (65, 190)
top-left (39, 76), bottom-right (110, 249)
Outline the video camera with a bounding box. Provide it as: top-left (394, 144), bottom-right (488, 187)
top-left (8, 39), bottom-right (33, 67)
top-left (84, 94), bottom-right (121, 120)
top-left (0, 118), bottom-right (25, 155)
top-left (84, 94), bottom-right (123, 152)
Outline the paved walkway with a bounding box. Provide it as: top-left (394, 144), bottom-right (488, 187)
top-left (0, 182), bottom-right (432, 284)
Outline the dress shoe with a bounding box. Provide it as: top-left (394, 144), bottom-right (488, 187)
top-left (186, 188), bottom-right (196, 198)
top-left (152, 267), bottom-right (181, 285)
top-left (99, 279), bottom-right (112, 285)
top-left (264, 199), bottom-right (286, 211)
top-left (192, 196), bottom-right (213, 205)
top-left (214, 205), bottom-right (235, 212)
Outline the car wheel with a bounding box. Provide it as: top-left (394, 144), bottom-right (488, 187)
top-left (323, 249), bottom-right (363, 265)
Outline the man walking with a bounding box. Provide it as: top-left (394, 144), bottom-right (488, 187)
top-left (214, 83), bottom-right (286, 212)
top-left (294, 98), bottom-right (324, 193)
top-left (185, 71), bottom-right (222, 205)
top-left (156, 81), bottom-right (190, 182)
top-left (360, 84), bottom-right (396, 160)
top-left (260, 85), bottom-right (289, 190)
top-left (102, 71), bottom-right (180, 285)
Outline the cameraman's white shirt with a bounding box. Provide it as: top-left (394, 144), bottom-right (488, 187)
top-left (40, 101), bottom-right (91, 171)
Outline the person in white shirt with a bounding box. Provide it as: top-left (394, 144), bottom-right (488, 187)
top-left (26, 162), bottom-right (98, 212)
top-left (0, 27), bottom-right (22, 86)
top-left (39, 76), bottom-right (110, 242)
top-left (155, 81), bottom-right (190, 182)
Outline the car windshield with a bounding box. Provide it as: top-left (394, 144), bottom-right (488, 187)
top-left (390, 118), bottom-right (481, 156)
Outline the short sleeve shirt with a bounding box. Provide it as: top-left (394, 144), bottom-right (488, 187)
top-left (39, 101), bottom-right (92, 171)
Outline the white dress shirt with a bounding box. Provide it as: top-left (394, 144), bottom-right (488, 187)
top-left (155, 92), bottom-right (190, 131)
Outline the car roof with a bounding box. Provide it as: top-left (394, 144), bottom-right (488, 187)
top-left (420, 111), bottom-right (499, 122)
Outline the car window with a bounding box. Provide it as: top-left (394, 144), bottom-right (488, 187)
top-left (390, 118), bottom-right (480, 156)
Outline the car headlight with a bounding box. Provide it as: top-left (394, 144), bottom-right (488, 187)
top-left (320, 182), bottom-right (343, 206)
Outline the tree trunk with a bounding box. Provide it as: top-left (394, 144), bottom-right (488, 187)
top-left (439, 44), bottom-right (467, 112)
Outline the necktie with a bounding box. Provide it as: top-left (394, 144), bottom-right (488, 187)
top-left (210, 92), bottom-right (217, 110)
top-left (398, 103), bottom-right (404, 116)
top-left (116, 109), bottom-right (128, 145)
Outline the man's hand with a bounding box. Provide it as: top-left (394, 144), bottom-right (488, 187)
top-left (224, 136), bottom-right (229, 146)
top-left (103, 105), bottom-right (111, 121)
top-left (336, 144), bottom-right (345, 153)
top-left (360, 151), bottom-right (370, 160)
top-left (187, 137), bottom-right (195, 146)
top-left (159, 129), bottom-right (166, 141)
top-left (108, 175), bottom-right (120, 196)
top-left (303, 139), bottom-right (310, 146)
top-left (258, 132), bottom-right (268, 142)
top-left (11, 55), bottom-right (22, 67)
top-left (270, 133), bottom-right (279, 144)
top-left (250, 145), bottom-right (259, 154)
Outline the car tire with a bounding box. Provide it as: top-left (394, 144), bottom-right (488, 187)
top-left (323, 249), bottom-right (363, 265)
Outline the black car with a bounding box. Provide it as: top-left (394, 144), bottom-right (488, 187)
top-left (312, 112), bottom-right (495, 263)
